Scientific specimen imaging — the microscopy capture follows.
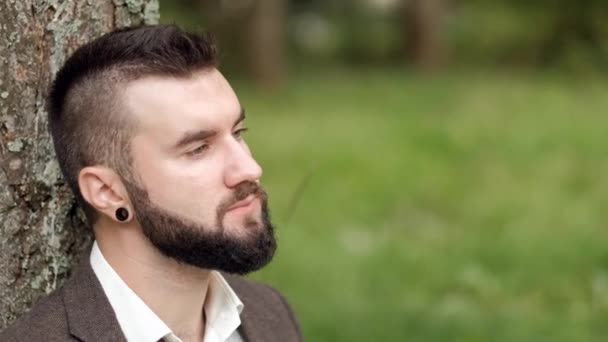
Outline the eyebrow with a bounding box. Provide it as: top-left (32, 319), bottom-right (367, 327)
top-left (171, 108), bottom-right (246, 151)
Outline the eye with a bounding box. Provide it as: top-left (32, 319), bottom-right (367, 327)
top-left (187, 144), bottom-right (209, 157)
top-left (233, 128), bottom-right (249, 140)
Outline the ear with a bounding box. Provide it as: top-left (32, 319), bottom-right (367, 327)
top-left (78, 166), bottom-right (132, 223)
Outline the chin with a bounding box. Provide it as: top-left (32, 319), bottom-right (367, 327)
top-left (224, 217), bottom-right (263, 237)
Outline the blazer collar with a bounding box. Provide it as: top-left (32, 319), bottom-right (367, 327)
top-left (60, 255), bottom-right (256, 342)
top-left (60, 254), bottom-right (263, 342)
top-left (62, 256), bottom-right (127, 342)
top-left (225, 274), bottom-right (274, 342)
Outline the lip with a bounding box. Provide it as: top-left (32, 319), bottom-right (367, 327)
top-left (226, 194), bottom-right (258, 211)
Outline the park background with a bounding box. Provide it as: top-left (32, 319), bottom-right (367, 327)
top-left (0, 0), bottom-right (606, 341)
top-left (161, 0), bottom-right (608, 341)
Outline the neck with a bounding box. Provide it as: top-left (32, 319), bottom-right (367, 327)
top-left (94, 220), bottom-right (210, 340)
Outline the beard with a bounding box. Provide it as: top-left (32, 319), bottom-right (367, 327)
top-left (124, 180), bottom-right (277, 275)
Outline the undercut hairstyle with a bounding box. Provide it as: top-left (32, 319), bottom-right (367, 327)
top-left (47, 24), bottom-right (218, 225)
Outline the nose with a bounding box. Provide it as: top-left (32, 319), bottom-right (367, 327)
top-left (224, 139), bottom-right (263, 188)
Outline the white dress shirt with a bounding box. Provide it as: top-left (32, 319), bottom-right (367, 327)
top-left (90, 241), bottom-right (244, 342)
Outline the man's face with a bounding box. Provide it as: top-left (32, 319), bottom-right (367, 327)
top-left (122, 68), bottom-right (276, 274)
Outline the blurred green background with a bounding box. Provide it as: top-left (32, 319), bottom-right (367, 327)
top-left (161, 1), bottom-right (608, 341)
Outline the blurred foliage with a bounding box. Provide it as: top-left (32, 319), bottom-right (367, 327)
top-left (160, 0), bottom-right (608, 73)
top-left (449, 0), bottom-right (608, 72)
top-left (237, 69), bottom-right (608, 341)
top-left (158, 1), bottom-right (608, 341)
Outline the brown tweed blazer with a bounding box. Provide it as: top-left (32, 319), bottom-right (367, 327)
top-left (0, 256), bottom-right (302, 342)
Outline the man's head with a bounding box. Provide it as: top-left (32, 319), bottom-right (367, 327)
top-left (47, 25), bottom-right (276, 274)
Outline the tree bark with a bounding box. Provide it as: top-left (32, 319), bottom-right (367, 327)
top-left (404, 0), bottom-right (446, 70)
top-left (247, 0), bottom-right (287, 88)
top-left (0, 0), bottom-right (159, 329)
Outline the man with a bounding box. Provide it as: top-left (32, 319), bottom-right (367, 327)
top-left (0, 25), bottom-right (302, 342)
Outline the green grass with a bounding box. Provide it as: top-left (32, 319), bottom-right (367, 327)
top-left (234, 69), bottom-right (608, 341)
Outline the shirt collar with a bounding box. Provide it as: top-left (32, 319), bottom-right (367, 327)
top-left (204, 270), bottom-right (244, 341)
top-left (90, 241), bottom-right (244, 342)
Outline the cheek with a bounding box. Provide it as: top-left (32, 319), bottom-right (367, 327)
top-left (131, 137), bottom-right (228, 220)
top-left (149, 158), bottom-right (226, 217)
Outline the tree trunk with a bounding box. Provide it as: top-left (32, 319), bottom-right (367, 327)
top-left (247, 0), bottom-right (287, 88)
top-left (404, 0), bottom-right (445, 70)
top-left (0, 0), bottom-right (159, 329)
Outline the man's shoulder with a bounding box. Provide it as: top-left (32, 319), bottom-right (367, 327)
top-left (0, 255), bottom-right (123, 342)
top-left (222, 273), bottom-right (303, 342)
top-left (0, 287), bottom-right (72, 342)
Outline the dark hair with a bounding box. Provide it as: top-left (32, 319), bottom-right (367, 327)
top-left (47, 24), bottom-right (218, 225)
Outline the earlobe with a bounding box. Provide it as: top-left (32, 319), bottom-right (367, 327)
top-left (115, 207), bottom-right (130, 222)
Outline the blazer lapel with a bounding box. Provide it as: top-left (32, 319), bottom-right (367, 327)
top-left (227, 275), bottom-right (276, 342)
top-left (225, 273), bottom-right (302, 342)
top-left (235, 294), bottom-right (263, 342)
top-left (62, 256), bottom-right (127, 342)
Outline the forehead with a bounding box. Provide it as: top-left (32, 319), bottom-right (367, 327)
top-left (123, 68), bottom-right (241, 143)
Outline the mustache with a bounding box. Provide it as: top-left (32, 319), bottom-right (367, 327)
top-left (233, 181), bottom-right (265, 202)
top-left (217, 181), bottom-right (267, 216)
